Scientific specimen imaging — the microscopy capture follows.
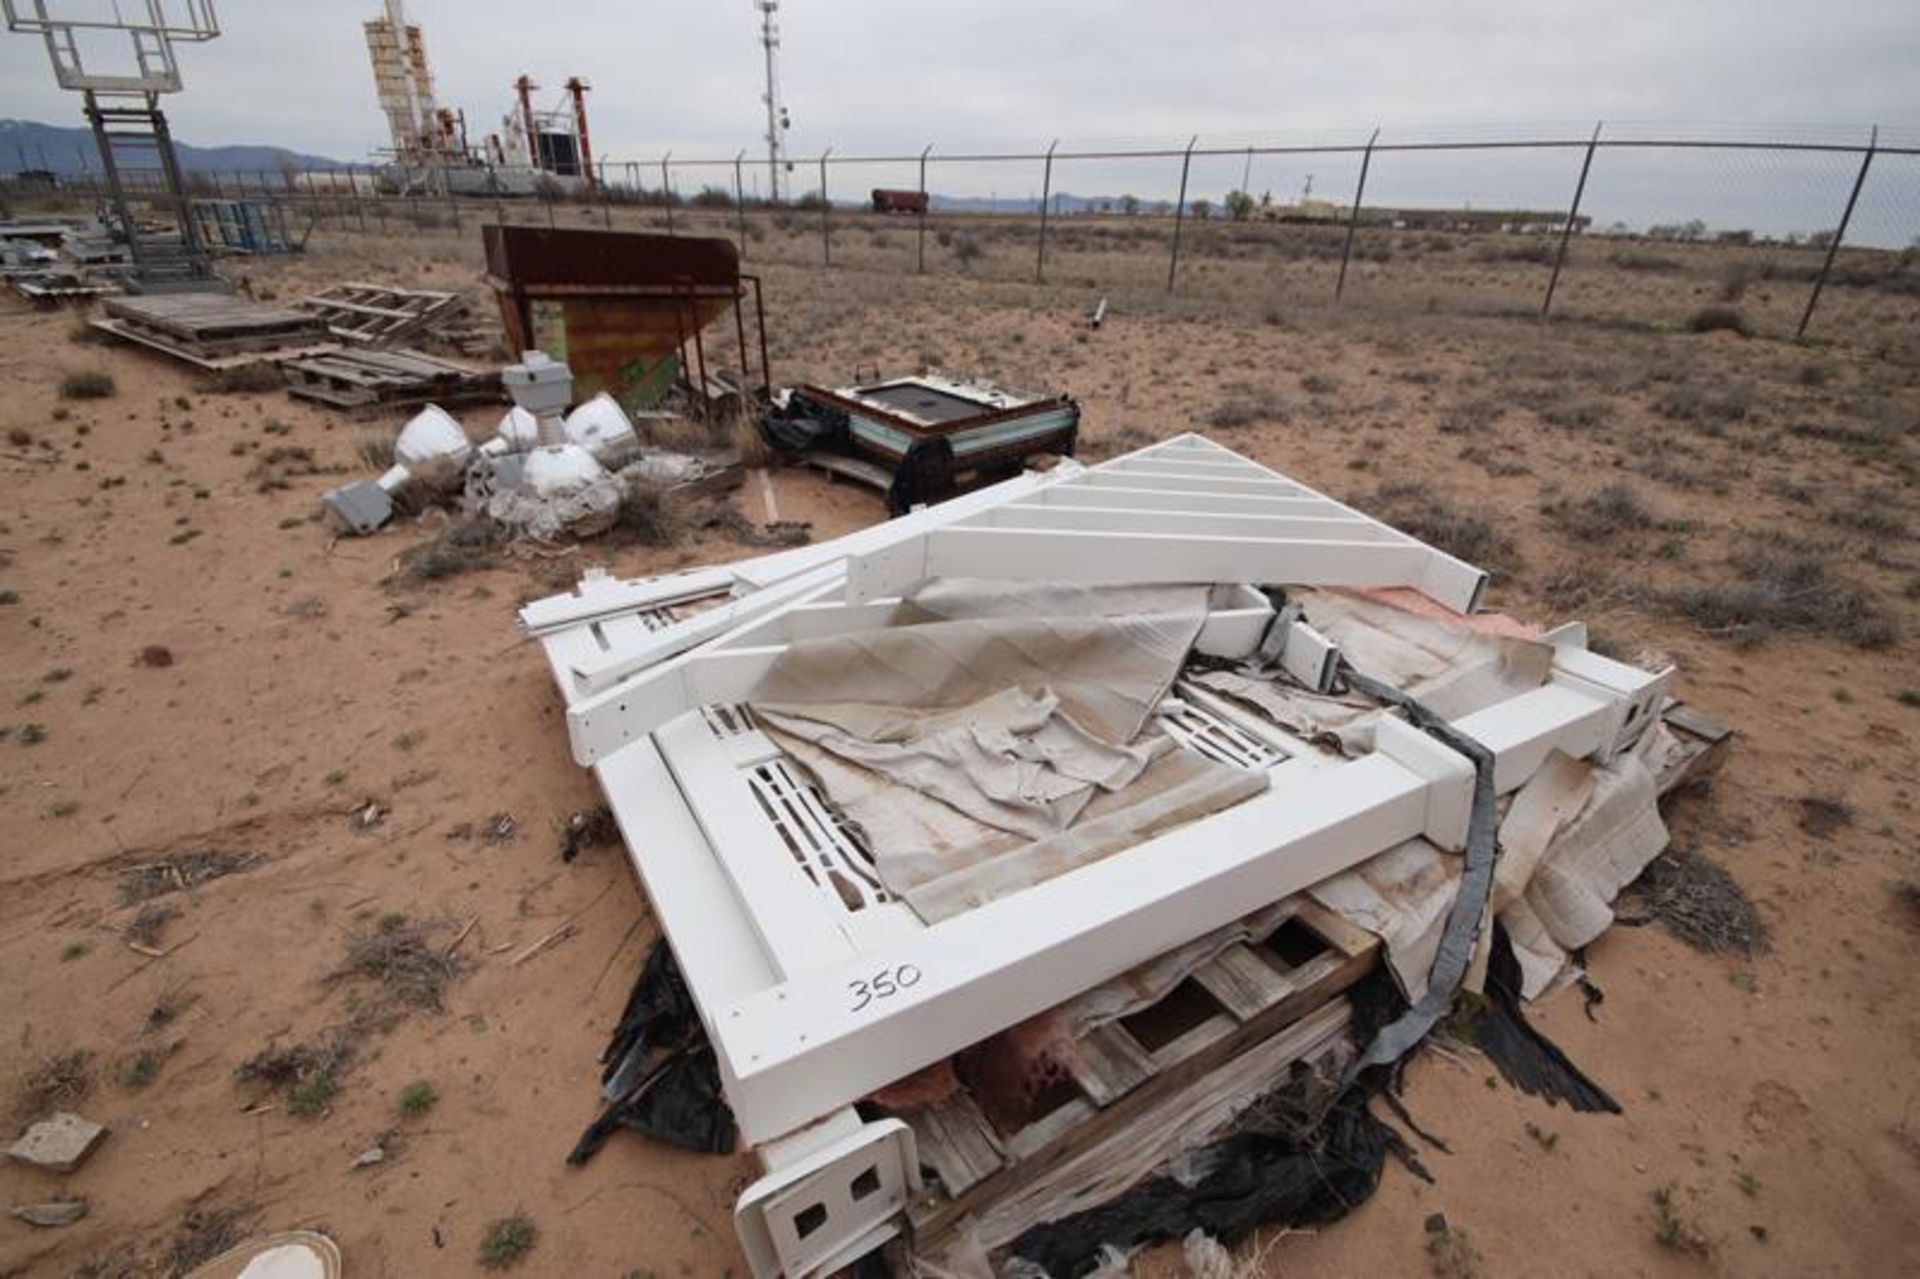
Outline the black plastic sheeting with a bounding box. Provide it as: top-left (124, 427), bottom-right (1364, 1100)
top-left (1009, 1082), bottom-right (1391, 1277)
top-left (1472, 925), bottom-right (1621, 1113)
top-left (760, 392), bottom-right (850, 454)
top-left (567, 941), bottom-right (738, 1164)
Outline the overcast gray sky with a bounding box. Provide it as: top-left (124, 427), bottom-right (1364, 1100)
top-left (2, 1), bottom-right (1916, 236)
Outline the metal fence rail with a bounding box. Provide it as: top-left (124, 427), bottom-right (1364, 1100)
top-left (6, 122), bottom-right (1916, 343)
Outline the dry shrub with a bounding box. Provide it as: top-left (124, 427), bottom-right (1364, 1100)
top-left (59, 368), bottom-right (117, 400)
top-left (732, 409), bottom-right (774, 467)
top-left (1667, 542), bottom-right (1895, 648)
top-left (205, 363), bottom-right (286, 394)
top-left (1542, 482), bottom-right (1663, 541)
top-left (14, 1049), bottom-right (93, 1121)
top-left (1207, 383), bottom-right (1292, 430)
top-left (1684, 305), bottom-right (1751, 337)
top-left (119, 849), bottom-right (263, 904)
top-left (1358, 482), bottom-right (1518, 574)
top-left (355, 431), bottom-right (397, 470)
top-left (618, 482), bottom-right (688, 546)
top-left (166, 1203), bottom-right (262, 1275)
top-left (394, 517), bottom-right (507, 583)
top-left (1622, 848), bottom-right (1768, 956)
top-left (645, 414), bottom-right (720, 453)
top-left (126, 901), bottom-right (181, 948)
top-left (331, 916), bottom-right (462, 1012)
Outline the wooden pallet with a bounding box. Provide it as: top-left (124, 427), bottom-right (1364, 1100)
top-left (95, 293), bottom-right (337, 369)
top-left (281, 347), bottom-right (503, 412)
top-left (896, 700), bottom-right (1730, 1261)
top-left (898, 898), bottom-right (1378, 1257)
top-left (297, 282), bottom-right (466, 348)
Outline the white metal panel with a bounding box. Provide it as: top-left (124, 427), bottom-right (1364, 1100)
top-left (711, 753), bottom-right (1430, 1142)
top-left (656, 714), bottom-right (858, 980)
top-left (591, 738), bottom-right (777, 1028)
top-left (969, 504), bottom-right (1400, 542)
top-left (846, 527), bottom-right (1440, 603)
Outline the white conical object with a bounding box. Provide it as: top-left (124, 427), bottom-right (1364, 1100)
top-left (563, 392), bottom-right (640, 467)
top-left (495, 405), bottom-right (540, 451)
top-left (390, 405), bottom-right (473, 492)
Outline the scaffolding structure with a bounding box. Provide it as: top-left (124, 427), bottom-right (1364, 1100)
top-left (3, 0), bottom-right (222, 291)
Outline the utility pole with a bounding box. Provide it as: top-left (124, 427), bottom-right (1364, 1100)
top-left (756, 1), bottom-right (790, 203)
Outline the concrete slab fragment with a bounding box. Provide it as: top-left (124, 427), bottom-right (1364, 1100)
top-left (7, 1111), bottom-right (108, 1173)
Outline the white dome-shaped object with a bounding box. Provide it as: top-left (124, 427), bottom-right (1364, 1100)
top-left (522, 442), bottom-right (610, 496)
top-left (391, 405), bottom-right (473, 491)
top-left (496, 405), bottom-right (540, 452)
top-left (563, 392), bottom-right (639, 466)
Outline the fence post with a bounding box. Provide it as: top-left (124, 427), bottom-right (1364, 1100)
top-left (1036, 139), bottom-right (1057, 283)
top-left (917, 144), bottom-right (932, 274)
top-left (1335, 127), bottom-right (1380, 303)
top-left (734, 151), bottom-right (748, 255)
top-left (1798, 124), bottom-right (1878, 340)
top-left (1166, 135), bottom-right (1196, 292)
top-left (661, 153), bottom-right (675, 234)
top-left (1542, 120), bottom-right (1601, 318)
top-left (819, 148), bottom-right (832, 264)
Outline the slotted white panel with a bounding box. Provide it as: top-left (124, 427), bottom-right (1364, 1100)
top-left (745, 757), bottom-right (890, 916)
top-left (1159, 700), bottom-right (1288, 771)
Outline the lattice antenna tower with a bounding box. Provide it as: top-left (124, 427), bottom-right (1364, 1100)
top-left (2, 1), bottom-right (222, 290)
top-left (757, 0), bottom-right (791, 203)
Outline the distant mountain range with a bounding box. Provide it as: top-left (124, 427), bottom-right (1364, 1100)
top-left (1, 119), bottom-right (342, 176)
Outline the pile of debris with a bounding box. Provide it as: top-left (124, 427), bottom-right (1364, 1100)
top-left (520, 432), bottom-right (1732, 1277)
top-left (322, 351), bottom-right (740, 541)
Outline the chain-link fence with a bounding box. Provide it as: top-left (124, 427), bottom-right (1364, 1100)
top-left (6, 122), bottom-right (1916, 348)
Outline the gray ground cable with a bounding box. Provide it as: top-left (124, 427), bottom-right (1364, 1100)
top-left (1337, 660), bottom-right (1501, 1085)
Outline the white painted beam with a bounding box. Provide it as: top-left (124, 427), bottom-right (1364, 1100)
top-left (968, 504), bottom-right (1400, 542)
top-left (656, 714), bottom-right (857, 980)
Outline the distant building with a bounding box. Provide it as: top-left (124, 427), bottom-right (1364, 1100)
top-left (871, 188), bottom-right (928, 215)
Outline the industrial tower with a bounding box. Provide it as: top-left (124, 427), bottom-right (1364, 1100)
top-left (756, 0), bottom-right (790, 202)
top-left (2, 0), bottom-right (221, 291)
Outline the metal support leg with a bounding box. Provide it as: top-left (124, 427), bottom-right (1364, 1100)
top-left (1166, 136), bottom-right (1196, 293)
top-left (819, 149), bottom-right (832, 265)
top-left (1336, 128), bottom-right (1380, 304)
top-left (1036, 139), bottom-right (1057, 284)
top-left (917, 144), bottom-right (931, 274)
top-left (1798, 126), bottom-right (1878, 340)
top-left (1542, 121), bottom-right (1602, 318)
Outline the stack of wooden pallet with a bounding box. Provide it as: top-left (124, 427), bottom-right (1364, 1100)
top-left (889, 700), bottom-right (1730, 1262)
top-left (281, 347), bottom-right (503, 412)
top-left (92, 293), bottom-right (336, 369)
top-left (296, 282), bottom-right (466, 347)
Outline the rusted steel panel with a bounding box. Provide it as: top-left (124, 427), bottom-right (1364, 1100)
top-left (482, 226), bottom-right (746, 407)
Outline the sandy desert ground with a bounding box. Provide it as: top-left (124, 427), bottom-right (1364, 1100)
top-left (2, 212), bottom-right (1918, 1277)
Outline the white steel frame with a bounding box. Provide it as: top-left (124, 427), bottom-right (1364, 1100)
top-left (523, 433), bottom-right (1671, 1274)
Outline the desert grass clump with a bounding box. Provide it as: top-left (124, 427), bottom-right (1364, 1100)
top-left (332, 916), bottom-right (462, 1012)
top-left (1359, 482), bottom-right (1518, 575)
top-left (1668, 542), bottom-right (1895, 649)
top-left (1623, 849), bottom-right (1768, 956)
top-left (59, 368), bottom-right (117, 400)
top-left (206, 363), bottom-right (286, 394)
top-left (394, 518), bottom-right (508, 583)
top-left (396, 1079), bottom-right (439, 1117)
top-left (617, 482), bottom-right (688, 547)
top-left (14, 1049), bottom-right (93, 1120)
top-left (1684, 305), bottom-right (1751, 337)
top-left (479, 1214), bottom-right (537, 1269)
top-left (1542, 482), bottom-right (1662, 541)
top-left (1206, 384), bottom-right (1292, 430)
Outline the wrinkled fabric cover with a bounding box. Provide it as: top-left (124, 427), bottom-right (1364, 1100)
top-left (749, 585), bottom-right (1275, 918)
top-left (1307, 743), bottom-right (1669, 1003)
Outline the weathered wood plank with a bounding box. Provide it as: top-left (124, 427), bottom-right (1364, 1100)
top-left (1069, 1023), bottom-right (1155, 1107)
top-left (1192, 943), bottom-right (1292, 1021)
top-left (908, 1093), bottom-right (1007, 1198)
